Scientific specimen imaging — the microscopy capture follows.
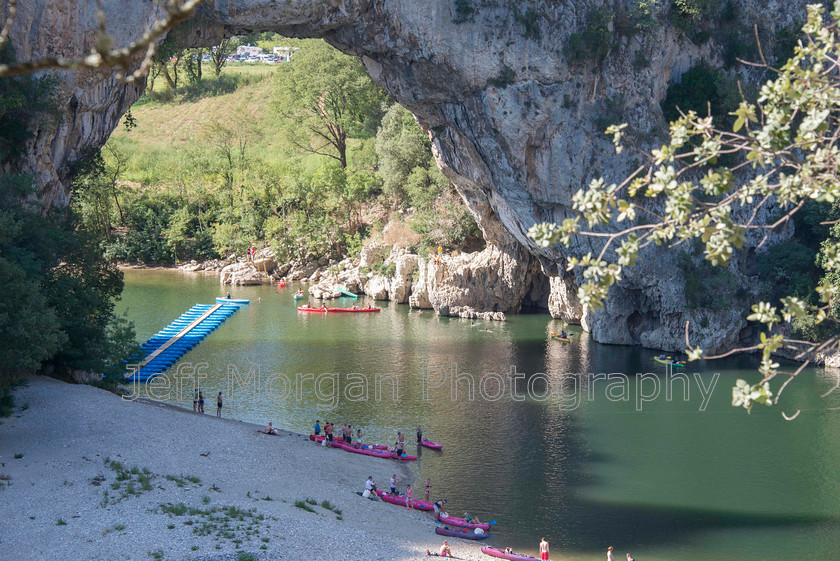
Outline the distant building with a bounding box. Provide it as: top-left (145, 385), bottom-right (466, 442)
top-left (272, 46), bottom-right (299, 61)
top-left (236, 45), bottom-right (263, 57)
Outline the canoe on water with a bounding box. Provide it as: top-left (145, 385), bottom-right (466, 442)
top-left (435, 526), bottom-right (489, 540)
top-left (481, 547), bottom-right (543, 561)
top-left (374, 490), bottom-right (434, 511)
top-left (653, 357), bottom-right (685, 367)
top-left (277, 282), bottom-right (287, 288)
top-left (420, 438), bottom-right (443, 450)
top-left (216, 297), bottom-right (249, 304)
top-left (549, 331), bottom-right (570, 342)
top-left (297, 306), bottom-right (381, 313)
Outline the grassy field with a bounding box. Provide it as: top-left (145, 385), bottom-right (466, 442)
top-left (109, 64), bottom-right (357, 187)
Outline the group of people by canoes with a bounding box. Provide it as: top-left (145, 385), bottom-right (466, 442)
top-left (315, 420), bottom-right (366, 446)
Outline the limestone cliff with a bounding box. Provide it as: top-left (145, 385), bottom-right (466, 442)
top-left (4, 0), bottom-right (814, 352)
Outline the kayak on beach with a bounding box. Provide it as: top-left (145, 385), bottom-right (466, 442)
top-left (481, 547), bottom-right (543, 561)
top-left (309, 434), bottom-right (389, 450)
top-left (438, 514), bottom-right (490, 530)
top-left (420, 438), bottom-right (443, 450)
top-left (374, 490), bottom-right (434, 511)
top-left (308, 435), bottom-right (416, 460)
top-left (435, 526), bottom-right (489, 540)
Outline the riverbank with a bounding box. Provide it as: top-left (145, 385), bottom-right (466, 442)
top-left (0, 376), bottom-right (492, 561)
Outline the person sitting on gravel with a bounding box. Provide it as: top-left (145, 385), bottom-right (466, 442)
top-left (264, 422), bottom-right (279, 435)
top-left (439, 541), bottom-right (451, 557)
top-left (365, 476), bottom-right (377, 495)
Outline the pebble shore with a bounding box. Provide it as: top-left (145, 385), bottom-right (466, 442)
top-left (0, 376), bottom-right (492, 561)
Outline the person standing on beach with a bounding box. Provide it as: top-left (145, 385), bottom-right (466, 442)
top-left (405, 484), bottom-right (414, 510)
top-left (193, 388), bottom-right (198, 412)
top-left (216, 392), bottom-right (222, 417)
top-left (425, 478), bottom-right (432, 502)
top-left (607, 546), bottom-right (615, 561)
top-left (416, 426), bottom-right (423, 444)
top-left (314, 420), bottom-right (321, 436)
top-left (398, 431), bottom-right (405, 446)
top-left (390, 474), bottom-right (397, 494)
top-left (356, 427), bottom-right (364, 448)
top-left (539, 538), bottom-right (549, 561)
top-left (198, 390), bottom-right (205, 413)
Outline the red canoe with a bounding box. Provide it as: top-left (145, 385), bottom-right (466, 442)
top-left (420, 438), bottom-right (443, 450)
top-left (439, 515), bottom-right (490, 530)
top-left (436, 526), bottom-right (489, 540)
top-left (481, 547), bottom-right (542, 561)
top-left (296, 306), bottom-right (381, 313)
top-left (309, 435), bottom-right (416, 460)
top-left (375, 490), bottom-right (434, 511)
top-left (277, 282), bottom-right (287, 288)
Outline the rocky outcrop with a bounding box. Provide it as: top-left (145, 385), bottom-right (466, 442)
top-left (7, 0), bottom-right (815, 352)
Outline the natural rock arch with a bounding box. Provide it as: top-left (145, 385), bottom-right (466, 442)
top-left (4, 0), bottom-right (812, 352)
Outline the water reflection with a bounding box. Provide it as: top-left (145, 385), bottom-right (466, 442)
top-left (118, 270), bottom-right (840, 560)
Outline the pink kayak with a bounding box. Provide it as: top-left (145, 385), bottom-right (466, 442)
top-left (328, 307), bottom-right (381, 313)
top-left (439, 515), bottom-right (490, 530)
top-left (340, 443), bottom-right (396, 459)
top-left (310, 435), bottom-right (416, 460)
top-left (481, 547), bottom-right (541, 561)
top-left (420, 438), bottom-right (443, 450)
top-left (375, 490), bottom-right (434, 511)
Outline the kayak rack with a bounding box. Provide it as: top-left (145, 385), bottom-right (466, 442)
top-left (126, 302), bottom-right (243, 382)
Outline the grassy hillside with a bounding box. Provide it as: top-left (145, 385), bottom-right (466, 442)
top-left (109, 66), bottom-right (342, 186)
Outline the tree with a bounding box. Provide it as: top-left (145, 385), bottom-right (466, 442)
top-left (528, 2), bottom-right (840, 417)
top-left (273, 40), bottom-right (388, 168)
top-left (210, 38), bottom-right (235, 77)
top-left (375, 103), bottom-right (434, 204)
top-left (183, 47), bottom-right (203, 85)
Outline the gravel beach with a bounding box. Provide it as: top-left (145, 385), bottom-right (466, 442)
top-left (0, 376), bottom-right (493, 561)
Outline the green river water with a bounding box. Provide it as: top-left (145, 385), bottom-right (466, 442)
top-left (118, 269), bottom-right (840, 560)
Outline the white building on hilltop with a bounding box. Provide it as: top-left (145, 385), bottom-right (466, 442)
top-left (272, 46), bottom-right (300, 61)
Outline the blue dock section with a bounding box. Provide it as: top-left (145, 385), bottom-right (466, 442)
top-left (127, 301), bottom-right (246, 382)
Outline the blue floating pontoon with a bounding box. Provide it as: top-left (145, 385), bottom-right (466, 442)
top-left (125, 302), bottom-right (242, 382)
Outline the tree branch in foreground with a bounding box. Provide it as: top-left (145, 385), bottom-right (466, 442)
top-left (0, 0), bottom-right (207, 82)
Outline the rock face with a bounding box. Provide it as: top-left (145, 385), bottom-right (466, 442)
top-left (6, 0), bottom-right (814, 352)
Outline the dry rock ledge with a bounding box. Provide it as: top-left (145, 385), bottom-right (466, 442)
top-left (181, 241), bottom-right (554, 321)
top-left (0, 376), bottom-right (489, 561)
